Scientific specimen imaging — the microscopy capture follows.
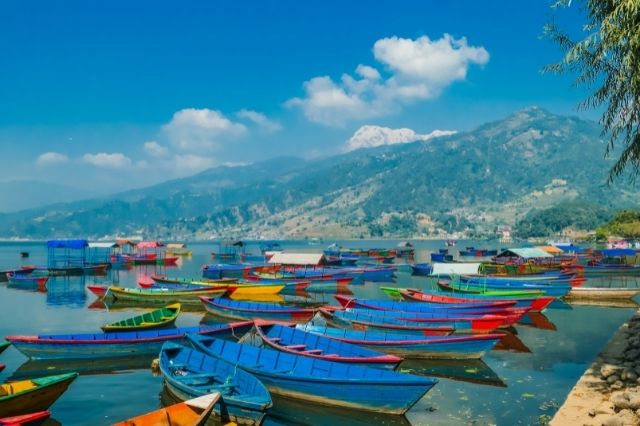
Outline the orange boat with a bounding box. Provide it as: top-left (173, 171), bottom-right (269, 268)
top-left (113, 393), bottom-right (219, 426)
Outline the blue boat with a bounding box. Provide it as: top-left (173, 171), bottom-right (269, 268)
top-left (453, 277), bottom-right (570, 297)
top-left (200, 297), bottom-right (316, 322)
top-left (411, 263), bottom-right (433, 276)
top-left (251, 322), bottom-right (402, 370)
top-left (160, 342), bottom-right (272, 425)
top-left (6, 321), bottom-right (253, 360)
top-left (298, 324), bottom-right (502, 359)
top-left (186, 335), bottom-right (437, 415)
top-left (202, 264), bottom-right (252, 279)
top-left (329, 309), bottom-right (505, 334)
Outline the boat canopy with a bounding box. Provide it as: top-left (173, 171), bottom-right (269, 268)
top-left (115, 240), bottom-right (138, 247)
top-left (268, 252), bottom-right (326, 266)
top-left (495, 248), bottom-right (553, 259)
top-left (88, 242), bottom-right (117, 249)
top-left (46, 239), bottom-right (88, 249)
top-left (431, 262), bottom-right (481, 276)
top-left (137, 241), bottom-right (164, 249)
top-left (535, 245), bottom-right (564, 255)
top-left (601, 248), bottom-right (637, 257)
top-left (166, 243), bottom-right (187, 249)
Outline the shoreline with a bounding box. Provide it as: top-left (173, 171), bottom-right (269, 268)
top-left (551, 308), bottom-right (640, 425)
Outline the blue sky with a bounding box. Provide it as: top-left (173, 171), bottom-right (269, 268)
top-left (0, 1), bottom-right (588, 192)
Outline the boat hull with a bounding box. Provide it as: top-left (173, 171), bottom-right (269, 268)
top-left (0, 373), bottom-right (78, 418)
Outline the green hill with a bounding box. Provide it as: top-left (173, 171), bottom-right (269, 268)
top-left (2, 107), bottom-right (638, 239)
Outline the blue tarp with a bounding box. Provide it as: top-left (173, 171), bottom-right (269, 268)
top-left (46, 239), bottom-right (88, 249)
top-left (601, 248), bottom-right (637, 257)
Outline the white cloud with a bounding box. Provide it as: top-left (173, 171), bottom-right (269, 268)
top-left (143, 141), bottom-right (169, 157)
top-left (288, 34), bottom-right (489, 126)
top-left (345, 125), bottom-right (457, 152)
top-left (237, 109), bottom-right (282, 133)
top-left (173, 154), bottom-right (215, 172)
top-left (36, 152), bottom-right (69, 166)
top-left (162, 108), bottom-right (247, 151)
top-left (82, 152), bottom-right (132, 169)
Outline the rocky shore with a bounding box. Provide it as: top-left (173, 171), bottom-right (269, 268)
top-left (551, 310), bottom-right (640, 426)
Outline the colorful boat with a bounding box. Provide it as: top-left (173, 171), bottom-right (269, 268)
top-left (0, 373), bottom-right (78, 417)
top-left (106, 286), bottom-right (228, 304)
top-left (101, 304), bottom-right (181, 332)
top-left (400, 288), bottom-right (555, 312)
top-left (187, 335), bottom-right (437, 415)
top-left (87, 284), bottom-right (108, 297)
top-left (0, 410), bottom-right (50, 426)
top-left (0, 341), bottom-right (9, 355)
top-left (143, 280), bottom-right (286, 297)
top-left (319, 308), bottom-right (454, 336)
top-left (112, 393), bottom-right (218, 426)
top-left (335, 295), bottom-right (525, 316)
top-left (6, 322), bottom-right (253, 360)
top-left (328, 308), bottom-right (505, 334)
top-left (200, 297), bottom-right (316, 322)
top-left (454, 277), bottom-right (571, 297)
top-left (252, 322), bottom-right (402, 369)
top-left (6, 273), bottom-right (49, 289)
top-left (411, 264), bottom-right (433, 276)
top-left (459, 247), bottom-right (498, 257)
top-left (160, 342), bottom-right (272, 425)
top-left (435, 282), bottom-right (545, 297)
top-left (298, 324), bottom-right (502, 359)
top-left (165, 243), bottom-right (193, 257)
top-left (202, 264), bottom-right (252, 279)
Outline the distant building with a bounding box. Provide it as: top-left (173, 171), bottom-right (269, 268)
top-left (496, 225), bottom-right (512, 243)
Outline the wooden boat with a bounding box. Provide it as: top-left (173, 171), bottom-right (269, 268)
top-left (6, 273), bottom-right (48, 289)
top-left (142, 280), bottom-right (285, 297)
top-left (200, 297), bottom-right (316, 322)
top-left (151, 275), bottom-right (238, 285)
top-left (453, 277), bottom-right (571, 297)
top-left (335, 295), bottom-right (525, 316)
top-left (436, 282), bottom-right (545, 297)
top-left (319, 308), bottom-right (454, 336)
top-left (0, 373), bottom-right (78, 417)
top-left (187, 335), bottom-right (437, 415)
top-left (101, 304), bottom-right (181, 332)
top-left (298, 324), bottom-right (501, 359)
top-left (6, 321), bottom-right (253, 360)
top-left (0, 410), bottom-right (50, 426)
top-left (106, 286), bottom-right (228, 304)
top-left (47, 264), bottom-right (109, 276)
top-left (252, 322), bottom-right (402, 369)
top-left (401, 288), bottom-right (555, 312)
top-left (165, 243), bottom-right (193, 257)
top-left (459, 247), bottom-right (497, 257)
top-left (113, 393), bottom-right (218, 426)
top-left (159, 342), bottom-right (272, 425)
top-left (0, 341), bottom-right (10, 355)
top-left (87, 284), bottom-right (109, 297)
top-left (202, 264), bottom-right (252, 279)
top-left (0, 267), bottom-right (36, 283)
top-left (566, 287), bottom-right (640, 300)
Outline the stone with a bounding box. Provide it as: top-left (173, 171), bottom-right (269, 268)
top-left (602, 415), bottom-right (625, 426)
top-left (609, 375), bottom-right (622, 384)
top-left (596, 400), bottom-right (616, 415)
top-left (626, 349), bottom-right (640, 362)
top-left (634, 366), bottom-right (640, 376)
top-left (629, 396), bottom-right (640, 410)
top-left (628, 372), bottom-right (639, 382)
top-left (612, 380), bottom-right (626, 390)
top-left (604, 364), bottom-right (623, 378)
top-left (612, 393), bottom-right (631, 410)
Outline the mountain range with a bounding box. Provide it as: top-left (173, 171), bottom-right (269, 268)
top-left (1, 107), bottom-right (637, 239)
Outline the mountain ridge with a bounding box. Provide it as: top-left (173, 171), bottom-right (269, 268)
top-left (2, 107), bottom-right (635, 239)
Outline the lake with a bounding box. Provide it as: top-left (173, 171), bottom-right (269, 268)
top-left (0, 240), bottom-right (637, 425)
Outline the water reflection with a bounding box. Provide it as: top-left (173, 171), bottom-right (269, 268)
top-left (398, 358), bottom-right (506, 388)
top-left (46, 276), bottom-right (87, 308)
top-left (11, 355), bottom-right (152, 380)
top-left (493, 330), bottom-right (532, 353)
top-left (518, 312), bottom-right (557, 331)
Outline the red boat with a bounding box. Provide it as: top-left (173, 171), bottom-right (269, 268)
top-left (0, 410), bottom-right (50, 426)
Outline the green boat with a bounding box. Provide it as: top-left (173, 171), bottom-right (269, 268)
top-left (101, 303), bottom-right (181, 332)
top-left (436, 282), bottom-right (545, 297)
top-left (0, 340), bottom-right (10, 355)
top-left (106, 286), bottom-right (227, 304)
top-left (0, 372), bottom-right (78, 417)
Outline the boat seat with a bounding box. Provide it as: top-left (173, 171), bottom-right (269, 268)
top-left (302, 349), bottom-right (323, 354)
top-left (284, 344), bottom-right (306, 350)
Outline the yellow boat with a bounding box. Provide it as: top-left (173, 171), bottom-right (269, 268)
top-left (165, 243), bottom-right (192, 257)
top-left (113, 392), bottom-right (219, 426)
top-left (101, 303), bottom-right (181, 332)
top-left (229, 293), bottom-right (285, 303)
top-left (0, 372), bottom-right (78, 417)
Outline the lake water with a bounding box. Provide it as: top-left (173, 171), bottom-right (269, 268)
top-left (0, 240), bottom-right (637, 425)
